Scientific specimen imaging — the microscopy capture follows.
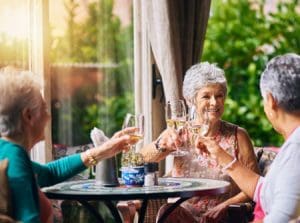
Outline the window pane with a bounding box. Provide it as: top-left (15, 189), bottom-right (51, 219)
top-left (49, 0), bottom-right (134, 146)
top-left (0, 0), bottom-right (29, 69)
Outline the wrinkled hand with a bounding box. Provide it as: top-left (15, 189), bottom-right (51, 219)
top-left (156, 127), bottom-right (188, 152)
top-left (112, 127), bottom-right (138, 140)
top-left (200, 203), bottom-right (228, 223)
top-left (195, 136), bottom-right (226, 161)
top-left (96, 127), bottom-right (138, 159)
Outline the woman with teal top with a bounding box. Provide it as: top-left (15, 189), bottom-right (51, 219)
top-left (0, 67), bottom-right (136, 223)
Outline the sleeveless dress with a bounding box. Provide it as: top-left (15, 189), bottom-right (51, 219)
top-left (165, 120), bottom-right (240, 222)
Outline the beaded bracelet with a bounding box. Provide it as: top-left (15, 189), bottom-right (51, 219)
top-left (86, 149), bottom-right (97, 166)
top-left (221, 157), bottom-right (237, 173)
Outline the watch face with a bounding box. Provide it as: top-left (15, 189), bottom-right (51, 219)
top-left (159, 147), bottom-right (166, 152)
top-left (155, 138), bottom-right (166, 152)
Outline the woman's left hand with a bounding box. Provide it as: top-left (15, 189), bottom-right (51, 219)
top-left (200, 202), bottom-right (228, 223)
top-left (195, 136), bottom-right (227, 162)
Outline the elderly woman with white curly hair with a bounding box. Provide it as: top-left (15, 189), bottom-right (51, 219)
top-left (196, 53), bottom-right (300, 222)
top-left (0, 67), bottom-right (136, 223)
top-left (138, 62), bottom-right (259, 223)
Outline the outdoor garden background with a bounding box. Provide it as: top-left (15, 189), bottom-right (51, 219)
top-left (1, 0), bottom-right (300, 148)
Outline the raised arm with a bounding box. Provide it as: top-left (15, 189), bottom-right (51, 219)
top-left (196, 134), bottom-right (260, 199)
top-left (202, 127), bottom-right (260, 221)
top-left (140, 128), bottom-right (183, 162)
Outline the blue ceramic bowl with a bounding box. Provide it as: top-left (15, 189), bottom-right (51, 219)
top-left (121, 166), bottom-right (145, 186)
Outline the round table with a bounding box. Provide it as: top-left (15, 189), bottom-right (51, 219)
top-left (43, 177), bottom-right (230, 223)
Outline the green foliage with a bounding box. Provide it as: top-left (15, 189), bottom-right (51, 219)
top-left (202, 0), bottom-right (300, 146)
top-left (50, 0), bottom-right (134, 145)
top-left (0, 34), bottom-right (29, 69)
top-left (69, 91), bottom-right (133, 145)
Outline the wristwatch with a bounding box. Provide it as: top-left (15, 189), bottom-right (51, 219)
top-left (154, 137), bottom-right (167, 153)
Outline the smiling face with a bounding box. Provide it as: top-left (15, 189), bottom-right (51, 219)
top-left (194, 84), bottom-right (226, 124)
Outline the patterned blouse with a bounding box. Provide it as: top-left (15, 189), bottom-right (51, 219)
top-left (170, 120), bottom-right (242, 221)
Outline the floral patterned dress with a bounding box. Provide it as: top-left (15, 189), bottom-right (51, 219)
top-left (169, 120), bottom-right (241, 222)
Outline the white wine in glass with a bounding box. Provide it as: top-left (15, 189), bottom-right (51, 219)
top-left (121, 113), bottom-right (145, 167)
top-left (188, 105), bottom-right (209, 136)
top-left (165, 100), bottom-right (188, 156)
top-left (122, 113), bottom-right (144, 146)
top-left (188, 106), bottom-right (210, 165)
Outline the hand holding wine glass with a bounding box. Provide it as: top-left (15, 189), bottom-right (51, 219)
top-left (121, 113), bottom-right (145, 167)
top-left (188, 105), bottom-right (210, 165)
top-left (188, 105), bottom-right (209, 137)
top-left (165, 100), bottom-right (188, 156)
top-left (122, 113), bottom-right (144, 146)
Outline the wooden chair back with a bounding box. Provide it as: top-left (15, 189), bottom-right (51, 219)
top-left (0, 159), bottom-right (15, 222)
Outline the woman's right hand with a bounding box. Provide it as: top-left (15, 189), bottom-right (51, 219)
top-left (194, 136), bottom-right (231, 166)
top-left (111, 127), bottom-right (138, 140)
top-left (82, 127), bottom-right (139, 166)
top-left (155, 127), bottom-right (187, 153)
top-left (100, 127), bottom-right (140, 157)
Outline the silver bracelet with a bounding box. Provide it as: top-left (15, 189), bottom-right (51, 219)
top-left (221, 157), bottom-right (237, 173)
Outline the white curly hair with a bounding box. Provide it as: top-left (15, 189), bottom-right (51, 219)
top-left (182, 62), bottom-right (227, 107)
top-left (260, 53), bottom-right (300, 112)
top-left (0, 67), bottom-right (43, 137)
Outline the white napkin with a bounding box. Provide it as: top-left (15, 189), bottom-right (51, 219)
top-left (90, 127), bottom-right (109, 147)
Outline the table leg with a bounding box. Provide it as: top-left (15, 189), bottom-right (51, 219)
top-left (104, 201), bottom-right (123, 223)
top-left (138, 199), bottom-right (148, 223)
top-left (78, 200), bottom-right (105, 223)
top-left (157, 197), bottom-right (189, 223)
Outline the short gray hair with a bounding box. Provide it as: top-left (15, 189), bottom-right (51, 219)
top-left (260, 53), bottom-right (300, 112)
top-left (0, 67), bottom-right (43, 137)
top-left (183, 62), bottom-right (227, 106)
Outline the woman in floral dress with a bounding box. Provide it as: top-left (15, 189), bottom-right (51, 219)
top-left (141, 62), bottom-right (259, 222)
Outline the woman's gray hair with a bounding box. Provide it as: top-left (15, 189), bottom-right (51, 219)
top-left (0, 67), bottom-right (43, 137)
top-left (183, 62), bottom-right (227, 106)
top-left (260, 53), bottom-right (300, 112)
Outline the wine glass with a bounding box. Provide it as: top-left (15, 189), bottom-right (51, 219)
top-left (121, 113), bottom-right (144, 167)
top-left (188, 105), bottom-right (210, 165)
top-left (165, 100), bottom-right (188, 156)
top-left (122, 113), bottom-right (144, 146)
top-left (188, 106), bottom-right (209, 137)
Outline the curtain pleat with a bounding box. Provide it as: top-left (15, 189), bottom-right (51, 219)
top-left (146, 0), bottom-right (211, 101)
top-left (146, 0), bottom-right (211, 173)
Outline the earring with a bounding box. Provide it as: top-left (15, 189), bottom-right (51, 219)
top-left (269, 112), bottom-right (273, 118)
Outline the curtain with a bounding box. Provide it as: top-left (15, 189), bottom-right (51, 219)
top-left (146, 0), bottom-right (211, 173)
top-left (146, 0), bottom-right (211, 101)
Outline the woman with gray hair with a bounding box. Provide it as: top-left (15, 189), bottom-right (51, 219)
top-left (0, 67), bottom-right (137, 223)
top-left (137, 62), bottom-right (258, 223)
top-left (196, 53), bottom-right (300, 222)
top-left (160, 62), bottom-right (258, 223)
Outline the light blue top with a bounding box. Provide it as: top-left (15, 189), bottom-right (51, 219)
top-left (0, 139), bottom-right (87, 223)
top-left (260, 127), bottom-right (300, 222)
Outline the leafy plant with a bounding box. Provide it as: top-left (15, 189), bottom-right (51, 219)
top-left (50, 0), bottom-right (134, 145)
top-left (202, 0), bottom-right (300, 146)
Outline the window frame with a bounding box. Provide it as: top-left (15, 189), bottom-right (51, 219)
top-left (34, 0), bottom-right (160, 163)
top-left (29, 0), bottom-right (52, 163)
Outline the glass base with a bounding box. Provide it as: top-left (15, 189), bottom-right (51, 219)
top-left (171, 150), bottom-right (189, 157)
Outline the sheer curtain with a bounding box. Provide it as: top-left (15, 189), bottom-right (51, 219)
top-left (145, 0), bottom-right (211, 172)
top-left (0, 0), bottom-right (51, 162)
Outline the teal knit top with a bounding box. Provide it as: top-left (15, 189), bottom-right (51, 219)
top-left (0, 139), bottom-right (87, 222)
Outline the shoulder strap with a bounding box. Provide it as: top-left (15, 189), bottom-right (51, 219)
top-left (234, 125), bottom-right (239, 158)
